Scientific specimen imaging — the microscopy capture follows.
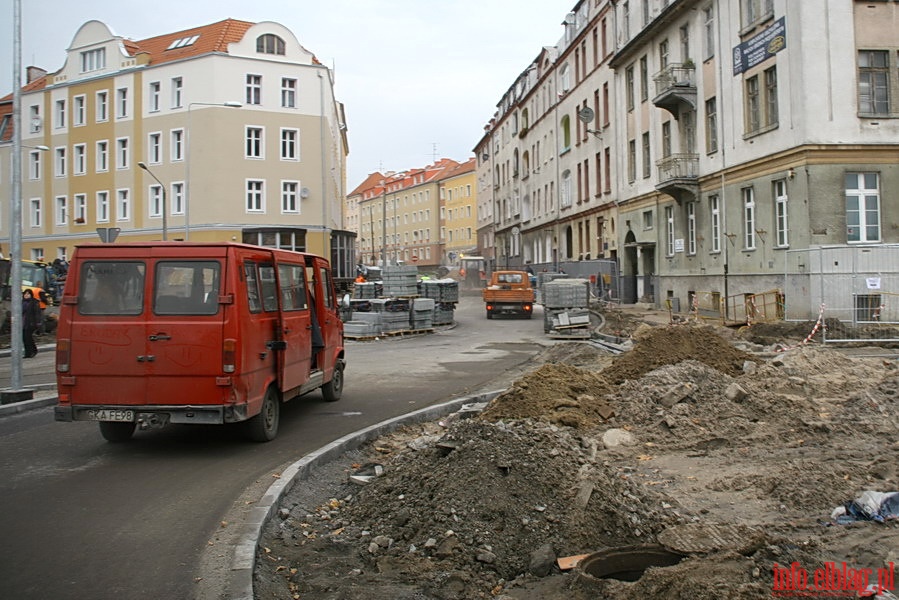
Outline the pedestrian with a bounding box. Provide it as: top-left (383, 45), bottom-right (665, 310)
top-left (22, 289), bottom-right (42, 358)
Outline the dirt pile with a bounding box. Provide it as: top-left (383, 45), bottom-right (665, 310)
top-left (256, 322), bottom-right (899, 600)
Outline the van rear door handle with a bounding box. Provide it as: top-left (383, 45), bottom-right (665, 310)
top-left (149, 333), bottom-right (171, 341)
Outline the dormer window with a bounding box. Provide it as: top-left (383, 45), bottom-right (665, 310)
top-left (167, 35), bottom-right (199, 50)
top-left (257, 34), bottom-right (285, 55)
top-left (80, 48), bottom-right (106, 73)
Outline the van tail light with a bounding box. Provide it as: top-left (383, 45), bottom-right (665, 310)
top-left (223, 338), bottom-right (237, 373)
top-left (57, 338), bottom-right (71, 372)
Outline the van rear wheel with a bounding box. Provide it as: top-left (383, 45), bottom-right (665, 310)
top-left (321, 360), bottom-right (344, 402)
top-left (247, 387), bottom-right (280, 442)
top-left (99, 421), bottom-right (136, 443)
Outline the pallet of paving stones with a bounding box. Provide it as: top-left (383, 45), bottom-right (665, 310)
top-left (542, 278), bottom-right (590, 309)
top-left (419, 279), bottom-right (459, 303)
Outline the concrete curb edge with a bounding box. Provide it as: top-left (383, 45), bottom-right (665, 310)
top-left (226, 388), bottom-right (505, 600)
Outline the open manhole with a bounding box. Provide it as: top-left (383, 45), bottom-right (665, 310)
top-left (574, 544), bottom-right (684, 587)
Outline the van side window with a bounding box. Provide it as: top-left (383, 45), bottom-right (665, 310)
top-left (319, 266), bottom-right (335, 308)
top-left (79, 261), bottom-right (145, 315)
top-left (278, 264), bottom-right (307, 310)
top-left (244, 262), bottom-right (262, 313)
top-left (154, 261), bottom-right (220, 315)
top-left (259, 264), bottom-right (278, 312)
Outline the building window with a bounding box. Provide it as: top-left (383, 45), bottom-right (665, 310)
top-left (765, 66), bottom-right (778, 126)
top-left (246, 127), bottom-right (264, 158)
top-left (73, 95), bottom-right (86, 126)
top-left (246, 74), bottom-right (262, 105)
top-left (774, 179), bottom-right (788, 247)
top-left (149, 185), bottom-right (163, 218)
top-left (80, 48), bottom-right (105, 73)
top-left (686, 201), bottom-right (697, 255)
top-left (246, 180), bottom-right (265, 212)
top-left (560, 63), bottom-right (571, 92)
top-left (96, 191), bottom-right (110, 223)
top-left (665, 206), bottom-right (675, 256)
top-left (627, 139), bottom-right (636, 182)
top-left (117, 189), bottom-right (130, 221)
top-left (96, 141), bottom-right (109, 172)
top-left (75, 194), bottom-right (87, 223)
top-left (116, 87), bottom-right (128, 119)
top-left (149, 82), bottom-right (161, 112)
top-left (73, 144), bottom-right (87, 175)
top-left (116, 137), bottom-right (129, 169)
top-left (858, 50), bottom-right (889, 115)
top-left (171, 77), bottom-right (183, 108)
top-left (710, 194), bottom-right (721, 253)
top-left (281, 129), bottom-right (299, 160)
top-left (705, 97), bottom-right (718, 153)
top-left (56, 196), bottom-right (68, 226)
top-left (662, 121), bottom-right (672, 157)
top-left (171, 129), bottom-right (184, 161)
top-left (742, 0), bottom-right (774, 28)
top-left (703, 6), bottom-right (715, 60)
top-left (172, 183), bottom-right (184, 215)
top-left (641, 132), bottom-right (651, 178)
top-left (29, 151), bottom-right (42, 180)
top-left (745, 66), bottom-right (778, 134)
top-left (643, 210), bottom-right (653, 230)
top-left (96, 91), bottom-right (108, 122)
top-left (560, 170), bottom-right (572, 208)
top-left (55, 147), bottom-right (66, 177)
top-left (30, 198), bottom-right (42, 228)
top-left (281, 78), bottom-right (296, 108)
top-left (626, 65), bottom-right (635, 111)
top-left (659, 38), bottom-right (669, 70)
top-left (640, 55), bottom-right (648, 102)
top-left (845, 173), bottom-right (880, 243)
top-left (149, 133), bottom-right (162, 164)
top-left (282, 181), bottom-right (299, 213)
top-left (55, 99), bottom-right (66, 129)
top-left (745, 75), bottom-right (760, 132)
top-left (742, 187), bottom-right (756, 250)
top-left (622, 1), bottom-right (630, 39)
top-left (560, 115), bottom-right (571, 151)
top-left (682, 110), bottom-right (696, 153)
top-left (256, 34), bottom-right (286, 55)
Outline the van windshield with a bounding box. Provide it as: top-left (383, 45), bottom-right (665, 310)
top-left (155, 261), bottom-right (221, 315)
top-left (79, 262), bottom-right (146, 315)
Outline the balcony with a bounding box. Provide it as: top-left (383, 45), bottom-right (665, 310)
top-left (652, 62), bottom-right (696, 120)
top-left (656, 153), bottom-right (699, 203)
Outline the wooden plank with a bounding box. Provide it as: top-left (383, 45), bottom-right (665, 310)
top-left (556, 553), bottom-right (590, 571)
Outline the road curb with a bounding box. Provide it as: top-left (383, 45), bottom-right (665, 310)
top-left (0, 394), bottom-right (57, 416)
top-left (225, 388), bottom-right (505, 600)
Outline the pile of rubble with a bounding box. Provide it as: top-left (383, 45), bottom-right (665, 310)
top-left (256, 322), bottom-right (899, 600)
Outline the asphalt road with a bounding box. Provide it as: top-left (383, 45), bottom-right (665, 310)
top-left (0, 295), bottom-right (548, 600)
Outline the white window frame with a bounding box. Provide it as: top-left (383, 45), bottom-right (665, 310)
top-left (30, 198), bottom-right (42, 228)
top-left (55, 196), bottom-right (68, 226)
top-left (170, 129), bottom-right (184, 161)
top-left (171, 77), bottom-right (183, 109)
top-left (246, 126), bottom-right (264, 158)
top-left (687, 201), bottom-right (697, 255)
top-left (281, 181), bottom-right (299, 213)
top-left (710, 194), bottom-right (721, 253)
top-left (280, 128), bottom-right (299, 161)
top-left (116, 189), bottom-right (130, 222)
top-left (73, 144), bottom-right (87, 175)
top-left (74, 194), bottom-right (87, 223)
top-left (246, 74), bottom-right (262, 105)
top-left (171, 182), bottom-right (185, 215)
top-left (149, 82), bottom-right (161, 112)
top-left (560, 170), bottom-right (572, 208)
top-left (246, 179), bottom-right (265, 212)
top-left (54, 147), bottom-right (66, 177)
top-left (149, 185), bottom-right (163, 218)
top-left (116, 87), bottom-right (128, 119)
top-left (96, 91), bottom-right (109, 122)
top-left (742, 187), bottom-right (756, 250)
top-left (774, 179), bottom-right (788, 247)
top-left (96, 191), bottom-right (110, 223)
top-left (665, 205), bottom-right (675, 256)
top-left (845, 172), bottom-right (881, 243)
top-left (116, 137), bottom-right (129, 169)
top-left (29, 151), bottom-right (42, 180)
top-left (73, 95), bottom-right (86, 126)
top-left (96, 140), bottom-right (109, 172)
top-left (281, 78), bottom-right (296, 108)
top-left (148, 133), bottom-right (162, 164)
top-left (55, 99), bottom-right (66, 129)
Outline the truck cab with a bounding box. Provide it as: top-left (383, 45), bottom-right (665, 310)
top-left (54, 242), bottom-right (346, 442)
top-left (482, 270), bottom-right (534, 319)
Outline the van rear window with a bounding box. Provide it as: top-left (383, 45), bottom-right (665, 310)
top-left (154, 261), bottom-right (221, 315)
top-left (79, 262), bottom-right (146, 315)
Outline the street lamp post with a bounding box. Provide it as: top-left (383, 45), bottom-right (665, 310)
top-left (138, 162), bottom-right (167, 240)
top-left (185, 101), bottom-right (241, 240)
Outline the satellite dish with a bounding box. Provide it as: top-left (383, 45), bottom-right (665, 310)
top-left (300, 187), bottom-right (311, 199)
top-left (577, 107), bottom-right (595, 124)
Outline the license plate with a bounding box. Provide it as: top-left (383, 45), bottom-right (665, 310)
top-left (87, 409), bottom-right (135, 422)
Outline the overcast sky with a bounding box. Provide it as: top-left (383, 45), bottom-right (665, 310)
top-left (1, 0), bottom-right (575, 188)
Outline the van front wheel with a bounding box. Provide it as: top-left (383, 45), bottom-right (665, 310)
top-left (99, 421), bottom-right (136, 443)
top-left (321, 360), bottom-right (344, 402)
top-left (247, 387), bottom-right (280, 442)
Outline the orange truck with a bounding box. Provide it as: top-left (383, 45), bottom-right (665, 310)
top-left (54, 242), bottom-right (346, 443)
top-left (482, 270), bottom-right (534, 319)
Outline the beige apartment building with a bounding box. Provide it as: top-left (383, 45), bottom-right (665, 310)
top-left (0, 18), bottom-right (352, 278)
top-left (476, 0), bottom-right (899, 319)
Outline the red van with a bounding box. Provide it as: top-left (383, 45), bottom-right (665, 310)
top-left (54, 242), bottom-right (346, 442)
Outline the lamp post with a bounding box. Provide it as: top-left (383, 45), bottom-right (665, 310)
top-left (185, 101), bottom-right (241, 240)
top-left (138, 162), bottom-right (167, 241)
top-left (380, 182), bottom-right (387, 267)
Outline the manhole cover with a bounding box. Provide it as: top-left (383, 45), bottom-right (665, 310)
top-left (658, 523), bottom-right (760, 554)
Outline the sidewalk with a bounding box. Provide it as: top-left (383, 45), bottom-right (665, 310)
top-left (0, 341), bottom-right (59, 417)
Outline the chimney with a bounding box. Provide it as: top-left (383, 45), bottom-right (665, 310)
top-left (26, 66), bottom-right (47, 84)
